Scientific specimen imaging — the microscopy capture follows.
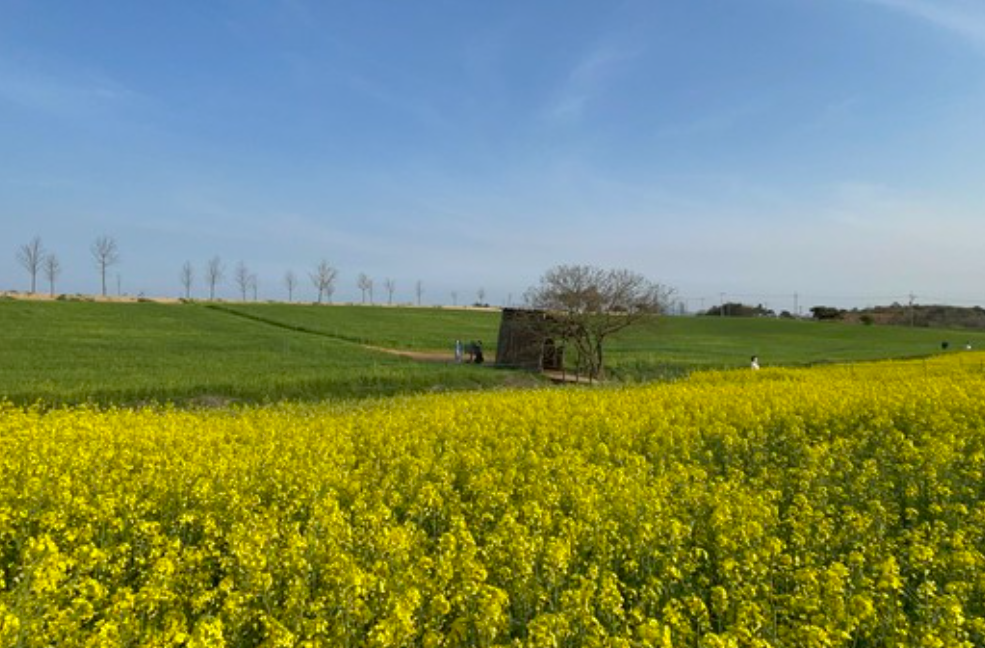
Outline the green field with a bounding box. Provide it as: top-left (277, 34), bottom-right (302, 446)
top-left (219, 302), bottom-right (985, 378)
top-left (0, 300), bottom-right (520, 405)
top-left (214, 302), bottom-right (500, 351)
top-left (4, 298), bottom-right (985, 405)
top-left (605, 314), bottom-right (985, 379)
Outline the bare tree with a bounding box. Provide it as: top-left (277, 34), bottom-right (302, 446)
top-left (384, 278), bottom-right (396, 305)
top-left (205, 256), bottom-right (224, 300)
top-left (284, 270), bottom-right (297, 302)
top-left (180, 261), bottom-right (194, 299)
top-left (234, 261), bottom-right (251, 301)
top-left (91, 236), bottom-right (120, 297)
top-left (477, 287), bottom-right (486, 305)
top-left (451, 290), bottom-right (458, 306)
top-left (357, 273), bottom-right (373, 304)
top-left (310, 261), bottom-right (338, 304)
top-left (43, 253), bottom-right (61, 297)
top-left (249, 273), bottom-right (258, 301)
top-left (525, 264), bottom-right (674, 382)
top-left (17, 236), bottom-right (45, 293)
top-left (415, 280), bottom-right (424, 306)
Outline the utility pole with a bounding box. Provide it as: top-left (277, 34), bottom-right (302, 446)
top-left (909, 292), bottom-right (916, 327)
top-left (794, 292), bottom-right (799, 317)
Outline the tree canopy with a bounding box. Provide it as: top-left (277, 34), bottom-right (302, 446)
top-left (525, 265), bottom-right (673, 381)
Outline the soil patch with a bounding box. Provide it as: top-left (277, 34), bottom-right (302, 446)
top-left (365, 346), bottom-right (464, 364)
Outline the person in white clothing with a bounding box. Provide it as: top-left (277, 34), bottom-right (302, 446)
top-left (751, 355), bottom-right (760, 370)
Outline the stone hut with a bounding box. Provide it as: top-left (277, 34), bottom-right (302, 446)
top-left (494, 308), bottom-right (564, 371)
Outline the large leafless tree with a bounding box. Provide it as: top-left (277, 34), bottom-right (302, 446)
top-left (310, 261), bottom-right (338, 304)
top-left (384, 278), bottom-right (396, 305)
top-left (284, 270), bottom-right (297, 302)
top-left (91, 236), bottom-right (120, 297)
top-left (357, 273), bottom-right (373, 304)
top-left (205, 256), bottom-right (224, 300)
top-left (525, 264), bottom-right (674, 382)
top-left (17, 236), bottom-right (45, 293)
top-left (234, 261), bottom-right (251, 301)
top-left (43, 253), bottom-right (61, 297)
top-left (180, 261), bottom-right (194, 299)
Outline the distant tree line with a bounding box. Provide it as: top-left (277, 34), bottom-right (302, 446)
top-left (12, 236), bottom-right (447, 306)
top-left (810, 304), bottom-right (985, 329)
top-left (696, 300), bottom-right (985, 329)
top-left (702, 302), bottom-right (777, 318)
top-left (703, 301), bottom-right (985, 329)
top-left (14, 235), bottom-right (117, 297)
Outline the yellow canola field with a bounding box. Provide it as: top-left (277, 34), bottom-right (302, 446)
top-left (3, 355), bottom-right (985, 647)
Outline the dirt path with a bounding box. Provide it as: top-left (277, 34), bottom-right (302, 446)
top-left (367, 346), bottom-right (594, 383)
top-left (365, 346), bottom-right (460, 364)
top-left (365, 345), bottom-right (508, 367)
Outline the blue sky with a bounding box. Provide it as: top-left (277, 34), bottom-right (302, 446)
top-left (3, 0), bottom-right (985, 310)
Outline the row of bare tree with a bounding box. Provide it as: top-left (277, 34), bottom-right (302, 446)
top-left (177, 257), bottom-right (435, 305)
top-left (15, 237), bottom-right (670, 379)
top-left (16, 236), bottom-right (119, 297)
top-left (14, 236), bottom-right (489, 304)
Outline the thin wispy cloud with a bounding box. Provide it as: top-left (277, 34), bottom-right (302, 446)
top-left (862, 0), bottom-right (985, 47)
top-left (0, 57), bottom-right (139, 118)
top-left (545, 41), bottom-right (645, 124)
top-left (343, 70), bottom-right (450, 130)
top-left (653, 99), bottom-right (772, 140)
top-left (278, 0), bottom-right (317, 28)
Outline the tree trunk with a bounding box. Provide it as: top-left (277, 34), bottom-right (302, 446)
top-left (594, 343), bottom-right (605, 381)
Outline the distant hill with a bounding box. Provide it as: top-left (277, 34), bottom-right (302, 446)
top-left (814, 303), bottom-right (985, 330)
top-left (699, 299), bottom-right (985, 330)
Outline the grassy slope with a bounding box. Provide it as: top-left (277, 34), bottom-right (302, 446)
top-left (224, 302), bottom-right (985, 373)
top-left (5, 299), bottom-right (985, 404)
top-left (216, 303), bottom-right (500, 351)
top-left (0, 300), bottom-right (520, 405)
top-left (613, 315), bottom-right (985, 360)
top-left (605, 315), bottom-right (985, 379)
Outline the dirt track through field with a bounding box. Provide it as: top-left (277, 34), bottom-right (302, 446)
top-left (365, 346), bottom-right (459, 364)
top-left (367, 346), bottom-right (591, 383)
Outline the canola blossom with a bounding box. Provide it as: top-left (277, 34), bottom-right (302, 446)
top-left (3, 356), bottom-right (985, 647)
